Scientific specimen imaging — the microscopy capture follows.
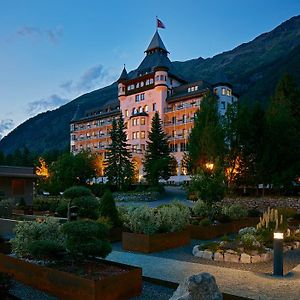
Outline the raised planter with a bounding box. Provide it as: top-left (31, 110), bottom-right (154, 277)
top-left (0, 253), bottom-right (142, 300)
top-left (122, 229), bottom-right (190, 253)
top-left (189, 217), bottom-right (259, 240)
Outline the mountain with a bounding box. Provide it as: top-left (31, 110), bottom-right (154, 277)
top-left (1, 15), bottom-right (300, 154)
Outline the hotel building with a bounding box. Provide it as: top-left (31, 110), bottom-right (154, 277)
top-left (70, 31), bottom-right (238, 182)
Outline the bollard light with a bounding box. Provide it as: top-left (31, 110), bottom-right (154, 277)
top-left (273, 231), bottom-right (284, 276)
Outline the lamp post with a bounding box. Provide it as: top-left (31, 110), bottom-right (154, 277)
top-left (273, 232), bottom-right (284, 276)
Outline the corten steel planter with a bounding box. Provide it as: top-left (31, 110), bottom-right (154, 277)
top-left (122, 229), bottom-right (190, 253)
top-left (189, 217), bottom-right (259, 240)
top-left (0, 253), bottom-right (142, 300)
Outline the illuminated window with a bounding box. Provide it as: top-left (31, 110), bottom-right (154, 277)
top-left (139, 106), bottom-right (143, 113)
top-left (133, 132), bottom-right (136, 139)
top-left (227, 89), bottom-right (232, 96)
top-left (141, 131), bottom-right (145, 139)
top-left (125, 110), bottom-right (129, 117)
top-left (137, 118), bottom-right (140, 125)
top-left (195, 86), bottom-right (198, 91)
top-left (222, 88), bottom-right (226, 95)
top-left (141, 118), bottom-right (145, 125)
top-left (144, 105), bottom-right (149, 112)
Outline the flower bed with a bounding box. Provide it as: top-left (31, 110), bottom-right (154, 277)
top-left (0, 253), bottom-right (142, 300)
top-left (122, 230), bottom-right (190, 253)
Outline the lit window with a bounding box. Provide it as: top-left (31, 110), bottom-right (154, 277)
top-left (227, 89), bottom-right (232, 96)
top-left (136, 131), bottom-right (140, 139)
top-left (153, 103), bottom-right (157, 111)
top-left (139, 106), bottom-right (143, 113)
top-left (188, 87), bottom-right (191, 92)
top-left (125, 110), bottom-right (129, 117)
top-left (137, 118), bottom-right (140, 125)
top-left (141, 118), bottom-right (145, 125)
top-left (191, 86), bottom-right (195, 92)
top-left (222, 88), bottom-right (226, 95)
top-left (144, 105), bottom-right (149, 112)
top-left (141, 131), bottom-right (145, 139)
top-left (195, 86), bottom-right (198, 91)
top-left (133, 132), bottom-right (136, 139)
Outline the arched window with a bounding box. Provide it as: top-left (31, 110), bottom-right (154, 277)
top-left (144, 105), bottom-right (149, 112)
top-left (139, 106), bottom-right (143, 113)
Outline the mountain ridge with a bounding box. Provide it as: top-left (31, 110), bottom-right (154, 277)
top-left (1, 15), bottom-right (300, 154)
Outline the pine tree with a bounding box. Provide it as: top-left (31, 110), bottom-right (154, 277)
top-left (105, 116), bottom-right (133, 190)
top-left (187, 92), bottom-right (224, 174)
top-left (143, 112), bottom-right (172, 186)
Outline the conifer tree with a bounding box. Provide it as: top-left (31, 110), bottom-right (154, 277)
top-left (105, 116), bottom-right (133, 190)
top-left (143, 112), bottom-right (172, 186)
top-left (187, 92), bottom-right (224, 174)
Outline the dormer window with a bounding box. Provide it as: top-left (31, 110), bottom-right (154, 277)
top-left (222, 88), bottom-right (226, 95)
top-left (141, 81), bottom-right (144, 87)
top-left (136, 82), bottom-right (140, 88)
top-left (149, 78), bottom-right (154, 84)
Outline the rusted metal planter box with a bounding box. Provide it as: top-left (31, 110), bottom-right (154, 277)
top-left (0, 253), bottom-right (142, 300)
top-left (189, 217), bottom-right (259, 240)
top-left (122, 229), bottom-right (190, 253)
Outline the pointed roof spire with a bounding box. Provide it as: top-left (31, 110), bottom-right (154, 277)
top-left (118, 65), bottom-right (128, 82)
top-left (71, 104), bottom-right (81, 122)
top-left (145, 31), bottom-right (169, 54)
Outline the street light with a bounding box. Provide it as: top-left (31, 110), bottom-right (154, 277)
top-left (273, 232), bottom-right (284, 276)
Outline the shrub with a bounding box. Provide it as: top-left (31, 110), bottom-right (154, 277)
top-left (55, 200), bottom-right (68, 217)
top-left (11, 217), bottom-right (64, 257)
top-left (63, 186), bottom-right (92, 200)
top-left (62, 220), bottom-right (111, 259)
top-left (117, 206), bottom-right (129, 225)
top-left (240, 233), bottom-right (260, 250)
top-left (199, 241), bottom-right (219, 252)
top-left (199, 218), bottom-right (211, 227)
top-left (277, 207), bottom-right (298, 219)
top-left (90, 183), bottom-right (105, 197)
top-left (99, 190), bottom-right (120, 226)
top-left (73, 195), bottom-right (99, 220)
top-left (158, 204), bottom-right (190, 233)
top-left (238, 227), bottom-right (257, 236)
top-left (33, 196), bottom-right (51, 211)
top-left (192, 200), bottom-right (210, 218)
top-left (28, 240), bottom-right (64, 260)
top-left (0, 199), bottom-right (13, 218)
top-left (124, 206), bottom-right (159, 235)
top-left (189, 169), bottom-right (225, 205)
top-left (222, 204), bottom-right (247, 220)
top-left (97, 216), bottom-right (113, 230)
top-left (17, 198), bottom-right (27, 210)
top-left (247, 208), bottom-right (261, 218)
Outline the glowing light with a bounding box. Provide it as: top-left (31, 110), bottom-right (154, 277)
top-left (205, 162), bottom-right (214, 171)
top-left (274, 232), bottom-right (284, 240)
top-left (35, 158), bottom-right (49, 178)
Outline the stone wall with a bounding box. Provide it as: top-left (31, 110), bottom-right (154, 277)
top-left (221, 197), bottom-right (300, 212)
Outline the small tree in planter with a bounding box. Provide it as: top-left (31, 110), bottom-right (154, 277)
top-left (62, 220), bottom-right (112, 260)
top-left (99, 190), bottom-right (120, 227)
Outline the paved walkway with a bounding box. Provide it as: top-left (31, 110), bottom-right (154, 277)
top-left (106, 250), bottom-right (300, 300)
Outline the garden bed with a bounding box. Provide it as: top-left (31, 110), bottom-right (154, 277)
top-left (0, 253), bottom-right (142, 300)
top-left (122, 230), bottom-right (190, 253)
top-left (188, 218), bottom-right (259, 240)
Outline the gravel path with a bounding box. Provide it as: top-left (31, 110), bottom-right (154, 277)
top-left (9, 280), bottom-right (175, 300)
top-left (112, 240), bottom-right (300, 274)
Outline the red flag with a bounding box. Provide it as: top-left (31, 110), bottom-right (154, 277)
top-left (157, 18), bottom-right (166, 29)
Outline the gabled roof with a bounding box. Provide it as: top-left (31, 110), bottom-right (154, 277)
top-left (145, 31), bottom-right (169, 54)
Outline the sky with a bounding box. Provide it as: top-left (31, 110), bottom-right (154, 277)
top-left (0, 0), bottom-right (299, 139)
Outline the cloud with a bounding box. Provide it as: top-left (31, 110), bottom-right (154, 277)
top-left (76, 65), bottom-right (109, 90)
top-left (8, 26), bottom-right (63, 45)
top-left (27, 94), bottom-right (68, 116)
top-left (60, 64), bottom-right (118, 94)
top-left (0, 119), bottom-right (14, 140)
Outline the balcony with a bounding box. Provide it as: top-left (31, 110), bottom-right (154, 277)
top-left (164, 119), bottom-right (194, 127)
top-left (164, 102), bottom-right (200, 113)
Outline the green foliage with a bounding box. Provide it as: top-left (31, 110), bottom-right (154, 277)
top-left (73, 195), bottom-right (100, 220)
top-left (143, 112), bottom-right (173, 186)
top-left (199, 218), bottom-right (211, 227)
top-left (63, 186), bottom-right (92, 200)
top-left (105, 117), bottom-right (134, 190)
top-left (28, 240), bottom-right (64, 260)
top-left (124, 203), bottom-right (190, 234)
top-left (62, 220), bottom-right (111, 259)
top-left (189, 168), bottom-right (225, 205)
top-left (124, 206), bottom-right (159, 235)
top-left (99, 190), bottom-right (120, 226)
top-left (48, 151), bottom-right (97, 193)
top-left (11, 217), bottom-right (64, 257)
top-left (240, 233), bottom-right (261, 250)
top-left (222, 204), bottom-right (247, 220)
top-left (0, 199), bottom-right (13, 218)
top-left (187, 92), bottom-right (224, 174)
top-left (55, 199), bottom-right (68, 217)
top-left (199, 241), bottom-right (219, 252)
top-left (277, 207), bottom-right (298, 219)
top-left (192, 200), bottom-right (210, 218)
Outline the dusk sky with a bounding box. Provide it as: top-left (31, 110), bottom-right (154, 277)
top-left (0, 0), bottom-right (299, 139)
